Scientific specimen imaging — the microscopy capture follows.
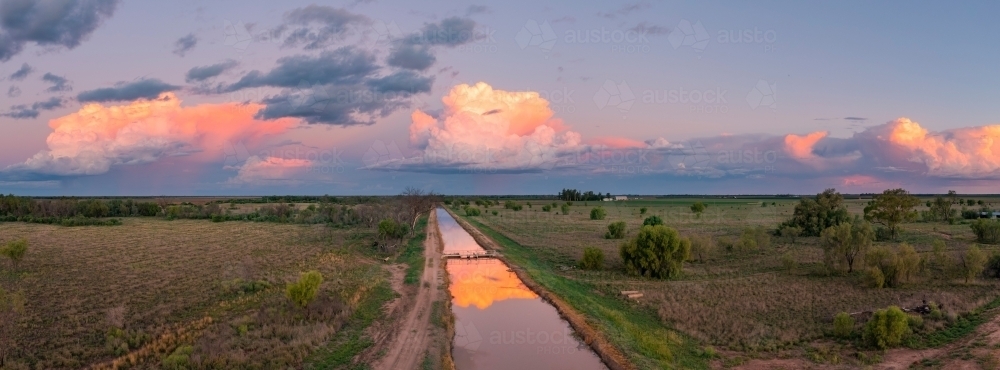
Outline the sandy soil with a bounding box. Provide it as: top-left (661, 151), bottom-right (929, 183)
top-left (371, 211), bottom-right (445, 370)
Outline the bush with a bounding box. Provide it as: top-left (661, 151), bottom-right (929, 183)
top-left (970, 219), bottom-right (1000, 244)
top-left (1, 238), bottom-right (27, 270)
top-left (642, 215), bottom-right (664, 227)
top-left (464, 207), bottom-right (481, 216)
top-left (689, 234), bottom-right (715, 263)
top-left (560, 204), bottom-right (570, 215)
top-left (737, 226), bottom-right (770, 251)
top-left (780, 252), bottom-right (796, 272)
top-left (286, 271), bottom-right (323, 308)
top-left (605, 221), bottom-right (627, 239)
top-left (865, 246), bottom-right (902, 288)
top-left (863, 306), bottom-right (910, 349)
top-left (640, 207), bottom-right (648, 215)
top-left (377, 219), bottom-right (409, 239)
top-left (542, 205), bottom-right (552, 212)
top-left (833, 312), bottom-right (854, 338)
top-left (959, 245), bottom-right (988, 284)
top-left (778, 225), bottom-right (803, 243)
top-left (590, 207), bottom-right (607, 220)
top-left (985, 253), bottom-right (1000, 279)
top-left (162, 345), bottom-right (193, 370)
top-left (579, 247), bottom-right (604, 270)
top-left (620, 225), bottom-right (691, 279)
top-left (491, 210), bottom-right (498, 216)
top-left (690, 202), bottom-right (706, 217)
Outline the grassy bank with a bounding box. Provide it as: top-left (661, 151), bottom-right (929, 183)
top-left (459, 215), bottom-right (709, 369)
top-left (397, 215), bottom-right (429, 285)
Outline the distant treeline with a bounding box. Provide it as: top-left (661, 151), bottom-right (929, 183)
top-left (558, 189), bottom-right (609, 201)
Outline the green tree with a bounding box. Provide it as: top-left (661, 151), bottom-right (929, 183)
top-left (864, 188), bottom-right (920, 240)
top-left (286, 271), bottom-right (323, 308)
top-left (1, 238), bottom-right (27, 270)
top-left (642, 215), bottom-right (664, 227)
top-left (820, 218), bottom-right (873, 273)
top-left (927, 196), bottom-right (955, 222)
top-left (833, 312), bottom-right (855, 338)
top-left (780, 188), bottom-right (851, 236)
top-left (590, 207), bottom-right (607, 220)
top-left (897, 243), bottom-right (921, 283)
top-left (970, 219), bottom-right (1000, 244)
top-left (579, 247), bottom-right (604, 270)
top-left (690, 202), bottom-right (706, 218)
top-left (959, 245), bottom-right (988, 284)
top-left (605, 221), bottom-right (627, 239)
top-left (620, 225), bottom-right (691, 279)
top-left (864, 306), bottom-right (910, 349)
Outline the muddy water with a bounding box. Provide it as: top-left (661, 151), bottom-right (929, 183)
top-left (436, 208), bottom-right (607, 370)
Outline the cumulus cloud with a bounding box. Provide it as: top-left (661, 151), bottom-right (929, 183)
top-left (783, 131), bottom-right (827, 160)
top-left (280, 5), bottom-right (368, 50)
top-left (392, 82), bottom-right (583, 173)
top-left (42, 72), bottom-right (71, 92)
top-left (8, 63), bottom-right (32, 80)
top-left (0, 0), bottom-right (120, 61)
top-left (172, 33), bottom-right (197, 56)
top-left (855, 118), bottom-right (1000, 178)
top-left (3, 93), bottom-right (296, 177)
top-left (1, 97), bottom-right (63, 119)
top-left (77, 79), bottom-right (180, 102)
top-left (227, 156), bottom-right (316, 185)
top-left (185, 60), bottom-right (238, 83)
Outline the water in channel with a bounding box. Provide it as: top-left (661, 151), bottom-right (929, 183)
top-left (436, 208), bottom-right (607, 370)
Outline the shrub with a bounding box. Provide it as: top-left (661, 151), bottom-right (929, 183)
top-left (640, 207), bottom-right (648, 215)
top-left (491, 210), bottom-right (498, 216)
top-left (464, 207), bottom-right (482, 216)
top-left (738, 226), bottom-right (770, 251)
top-left (896, 243), bottom-right (921, 283)
top-left (833, 312), bottom-right (854, 338)
top-left (865, 267), bottom-right (886, 289)
top-left (377, 219), bottom-right (409, 239)
top-left (620, 225), bottom-right (691, 279)
top-left (820, 219), bottom-right (873, 273)
top-left (863, 306), bottom-right (910, 349)
top-left (162, 345), bottom-right (193, 370)
top-left (778, 225), bottom-right (803, 243)
top-left (689, 234), bottom-right (715, 263)
top-left (590, 207), bottom-right (607, 220)
top-left (560, 204), bottom-right (570, 215)
top-left (780, 252), bottom-right (796, 272)
top-left (642, 215), bottom-right (664, 227)
top-left (865, 246), bottom-right (902, 288)
top-left (970, 219), bottom-right (1000, 244)
top-left (690, 202), bottom-right (706, 218)
top-left (985, 253), bottom-right (1000, 279)
top-left (579, 247), bottom-right (604, 270)
top-left (286, 271), bottom-right (323, 308)
top-left (1, 238), bottom-right (27, 270)
top-left (542, 205), bottom-right (552, 212)
top-left (605, 221), bottom-right (627, 239)
top-left (959, 245), bottom-right (988, 284)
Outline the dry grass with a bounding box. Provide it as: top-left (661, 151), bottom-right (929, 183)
top-left (465, 198), bottom-right (1000, 352)
top-left (0, 218), bottom-right (380, 369)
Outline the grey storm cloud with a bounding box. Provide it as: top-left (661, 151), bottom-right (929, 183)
top-left (366, 70), bottom-right (433, 93)
top-left (7, 85), bottom-right (20, 97)
top-left (223, 47), bottom-right (379, 92)
top-left (386, 17), bottom-right (476, 71)
top-left (221, 47), bottom-right (430, 125)
top-left (8, 63), bottom-right (31, 80)
top-left (77, 78), bottom-right (180, 102)
top-left (1, 97), bottom-right (63, 119)
top-left (172, 33), bottom-right (198, 56)
top-left (185, 60), bottom-right (238, 83)
top-left (0, 0), bottom-right (120, 62)
top-left (280, 5), bottom-right (368, 50)
top-left (386, 44), bottom-right (435, 71)
top-left (42, 72), bottom-right (71, 92)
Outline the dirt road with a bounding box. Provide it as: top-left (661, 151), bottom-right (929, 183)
top-left (372, 211), bottom-right (445, 370)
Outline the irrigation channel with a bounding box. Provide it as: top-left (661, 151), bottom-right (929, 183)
top-left (436, 208), bottom-right (607, 370)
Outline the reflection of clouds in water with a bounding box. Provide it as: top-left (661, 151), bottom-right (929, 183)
top-left (447, 260), bottom-right (537, 309)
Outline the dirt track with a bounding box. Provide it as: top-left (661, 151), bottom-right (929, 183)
top-left (372, 211), bottom-right (445, 370)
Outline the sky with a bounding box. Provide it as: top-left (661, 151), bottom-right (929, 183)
top-left (0, 0), bottom-right (998, 196)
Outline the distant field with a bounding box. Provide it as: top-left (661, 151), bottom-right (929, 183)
top-left (456, 196), bottom-right (1000, 362)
